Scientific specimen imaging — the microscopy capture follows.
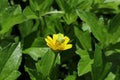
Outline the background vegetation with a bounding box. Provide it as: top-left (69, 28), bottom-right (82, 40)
top-left (0, 0), bottom-right (120, 80)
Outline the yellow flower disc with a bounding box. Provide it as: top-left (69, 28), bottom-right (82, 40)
top-left (45, 33), bottom-right (72, 51)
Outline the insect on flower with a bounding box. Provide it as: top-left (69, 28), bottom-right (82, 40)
top-left (45, 33), bottom-right (72, 51)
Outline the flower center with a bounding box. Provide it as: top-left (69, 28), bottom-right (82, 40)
top-left (57, 33), bottom-right (65, 43)
top-left (56, 40), bottom-right (62, 46)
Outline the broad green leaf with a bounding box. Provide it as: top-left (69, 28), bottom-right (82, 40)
top-left (76, 48), bottom-right (93, 76)
top-left (82, 23), bottom-right (91, 32)
top-left (31, 37), bottom-right (46, 47)
top-left (0, 5), bottom-right (22, 24)
top-left (49, 54), bottom-right (60, 80)
top-left (44, 13), bottom-right (64, 36)
top-left (76, 10), bottom-right (108, 45)
top-left (29, 0), bottom-right (53, 16)
top-left (100, 62), bottom-right (112, 79)
top-left (74, 26), bottom-right (92, 50)
top-left (92, 0), bottom-right (120, 14)
top-left (56, 0), bottom-right (77, 24)
top-left (23, 6), bottom-right (38, 19)
top-left (23, 47), bottom-right (49, 61)
top-left (25, 67), bottom-right (37, 80)
top-left (25, 67), bottom-right (47, 80)
top-left (0, 5), bottom-right (26, 34)
top-left (64, 75), bottom-right (76, 80)
top-left (109, 13), bottom-right (120, 33)
top-left (0, 14), bottom-right (25, 34)
top-left (18, 20), bottom-right (38, 38)
top-left (0, 43), bottom-right (22, 80)
top-left (63, 12), bottom-right (77, 25)
top-left (56, 0), bottom-right (92, 12)
top-left (56, 0), bottom-right (70, 13)
top-left (92, 45), bottom-right (103, 80)
top-left (92, 45), bottom-right (112, 80)
top-left (103, 1), bottom-right (120, 13)
top-left (104, 42), bottom-right (120, 56)
top-left (105, 72), bottom-right (115, 80)
top-left (108, 13), bottom-right (120, 44)
top-left (36, 49), bottom-right (55, 77)
top-left (5, 71), bottom-right (21, 80)
top-left (66, 0), bottom-right (92, 11)
top-left (25, 51), bottom-right (60, 80)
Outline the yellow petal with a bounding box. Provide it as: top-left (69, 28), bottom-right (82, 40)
top-left (57, 44), bottom-right (65, 50)
top-left (45, 36), bottom-right (55, 49)
top-left (45, 36), bottom-right (53, 43)
top-left (47, 43), bottom-right (57, 50)
top-left (64, 36), bottom-right (70, 44)
top-left (64, 44), bottom-right (72, 50)
top-left (53, 34), bottom-right (58, 41)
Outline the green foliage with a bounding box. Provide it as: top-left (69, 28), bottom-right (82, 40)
top-left (0, 5), bottom-right (26, 34)
top-left (0, 42), bottom-right (22, 80)
top-left (0, 0), bottom-right (120, 80)
top-left (76, 48), bottom-right (93, 76)
top-left (76, 10), bottom-right (108, 47)
top-left (74, 26), bottom-right (92, 50)
top-left (92, 45), bottom-right (112, 80)
top-left (64, 75), bottom-right (76, 80)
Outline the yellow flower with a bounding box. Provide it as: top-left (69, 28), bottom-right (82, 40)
top-left (45, 33), bottom-right (72, 51)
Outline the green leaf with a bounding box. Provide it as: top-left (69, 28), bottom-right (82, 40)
top-left (64, 75), bottom-right (76, 80)
top-left (1, 14), bottom-right (25, 34)
top-left (93, 0), bottom-right (120, 14)
top-left (109, 13), bottom-right (120, 44)
top-left (23, 6), bottom-right (38, 19)
top-left (100, 62), bottom-right (112, 79)
top-left (68, 0), bottom-right (92, 10)
top-left (44, 13), bottom-right (64, 36)
top-left (56, 0), bottom-right (92, 12)
top-left (0, 43), bottom-right (22, 80)
top-left (29, 0), bottom-right (53, 15)
top-left (105, 72), bottom-right (115, 80)
top-left (74, 26), bottom-right (92, 50)
top-left (76, 48), bottom-right (93, 76)
top-left (25, 67), bottom-right (46, 80)
top-left (92, 45), bottom-right (111, 80)
top-left (76, 10), bottom-right (108, 45)
top-left (36, 49), bottom-right (55, 77)
top-left (23, 47), bottom-right (49, 61)
top-left (109, 13), bottom-right (120, 32)
top-left (56, 0), bottom-right (78, 24)
top-left (18, 20), bottom-right (38, 38)
top-left (92, 45), bottom-right (103, 80)
top-left (49, 54), bottom-right (60, 80)
top-left (5, 71), bottom-right (21, 80)
top-left (0, 5), bottom-right (26, 34)
top-left (31, 37), bottom-right (46, 47)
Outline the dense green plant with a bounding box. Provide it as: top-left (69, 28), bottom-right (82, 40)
top-left (0, 0), bottom-right (120, 80)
